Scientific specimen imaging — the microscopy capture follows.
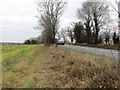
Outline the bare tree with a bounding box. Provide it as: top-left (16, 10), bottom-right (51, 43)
top-left (103, 24), bottom-right (112, 44)
top-left (37, 0), bottom-right (66, 45)
top-left (104, 30), bottom-right (111, 45)
top-left (67, 27), bottom-right (74, 43)
top-left (77, 1), bottom-right (109, 44)
top-left (91, 2), bottom-right (109, 44)
top-left (60, 29), bottom-right (67, 42)
top-left (56, 29), bottom-right (67, 42)
top-left (110, 0), bottom-right (120, 16)
top-left (110, 0), bottom-right (120, 39)
top-left (56, 32), bottom-right (62, 41)
top-left (77, 2), bottom-right (92, 44)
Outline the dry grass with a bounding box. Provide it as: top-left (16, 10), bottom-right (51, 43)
top-left (2, 45), bottom-right (120, 88)
top-left (41, 46), bottom-right (120, 88)
top-left (15, 60), bottom-right (30, 71)
top-left (3, 72), bottom-right (20, 88)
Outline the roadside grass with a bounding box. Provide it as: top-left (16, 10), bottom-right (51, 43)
top-left (45, 46), bottom-right (119, 88)
top-left (58, 46), bottom-right (116, 64)
top-left (59, 47), bottom-right (118, 63)
top-left (2, 44), bottom-right (119, 88)
top-left (66, 42), bottom-right (119, 50)
top-left (58, 46), bottom-right (118, 67)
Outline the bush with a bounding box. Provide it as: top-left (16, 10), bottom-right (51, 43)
top-left (25, 40), bottom-right (31, 44)
top-left (24, 39), bottom-right (38, 44)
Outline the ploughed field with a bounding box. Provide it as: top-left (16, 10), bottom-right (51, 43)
top-left (2, 44), bottom-right (120, 88)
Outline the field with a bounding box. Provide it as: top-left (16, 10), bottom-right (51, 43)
top-left (2, 44), bottom-right (120, 88)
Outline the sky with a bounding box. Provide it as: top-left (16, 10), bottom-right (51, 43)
top-left (0, 0), bottom-right (118, 43)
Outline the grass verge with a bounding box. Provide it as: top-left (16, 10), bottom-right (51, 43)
top-left (2, 45), bottom-right (120, 88)
top-left (66, 42), bottom-right (119, 50)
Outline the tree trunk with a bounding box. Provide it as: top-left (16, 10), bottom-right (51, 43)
top-left (94, 13), bottom-right (99, 44)
top-left (71, 38), bottom-right (73, 43)
top-left (85, 20), bottom-right (92, 44)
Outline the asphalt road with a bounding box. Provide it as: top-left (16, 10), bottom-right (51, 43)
top-left (60, 44), bottom-right (119, 59)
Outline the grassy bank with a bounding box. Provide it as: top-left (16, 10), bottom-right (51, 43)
top-left (66, 43), bottom-right (119, 50)
top-left (58, 46), bottom-right (118, 62)
top-left (2, 44), bottom-right (45, 88)
top-left (2, 44), bottom-right (119, 88)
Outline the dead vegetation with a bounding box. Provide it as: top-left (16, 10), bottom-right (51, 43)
top-left (2, 45), bottom-right (120, 88)
top-left (41, 46), bottom-right (120, 88)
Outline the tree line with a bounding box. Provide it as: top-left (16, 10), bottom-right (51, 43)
top-left (25, 0), bottom-right (119, 45)
top-left (59, 1), bottom-right (119, 45)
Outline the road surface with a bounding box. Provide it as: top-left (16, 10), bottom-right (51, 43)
top-left (60, 44), bottom-right (119, 59)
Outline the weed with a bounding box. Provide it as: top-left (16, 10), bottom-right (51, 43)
top-left (15, 60), bottom-right (30, 71)
top-left (39, 82), bottom-right (46, 88)
top-left (26, 80), bottom-right (35, 88)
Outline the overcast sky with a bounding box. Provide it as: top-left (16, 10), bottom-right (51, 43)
top-left (0, 0), bottom-right (118, 43)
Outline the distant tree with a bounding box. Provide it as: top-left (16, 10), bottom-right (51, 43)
top-left (110, 0), bottom-right (120, 44)
top-left (74, 22), bottom-right (85, 43)
top-left (56, 32), bottom-right (62, 41)
top-left (77, 1), bottom-right (109, 44)
top-left (24, 40), bottom-right (31, 44)
top-left (117, 36), bottom-right (119, 43)
top-left (67, 27), bottom-right (74, 43)
top-left (61, 29), bottom-right (67, 42)
top-left (110, 0), bottom-right (120, 18)
top-left (91, 2), bottom-right (109, 44)
top-left (77, 2), bottom-right (92, 44)
top-left (24, 39), bottom-right (38, 44)
top-left (105, 32), bottom-right (110, 44)
top-left (31, 40), bottom-right (37, 44)
top-left (112, 32), bottom-right (119, 44)
top-left (98, 36), bottom-right (103, 44)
